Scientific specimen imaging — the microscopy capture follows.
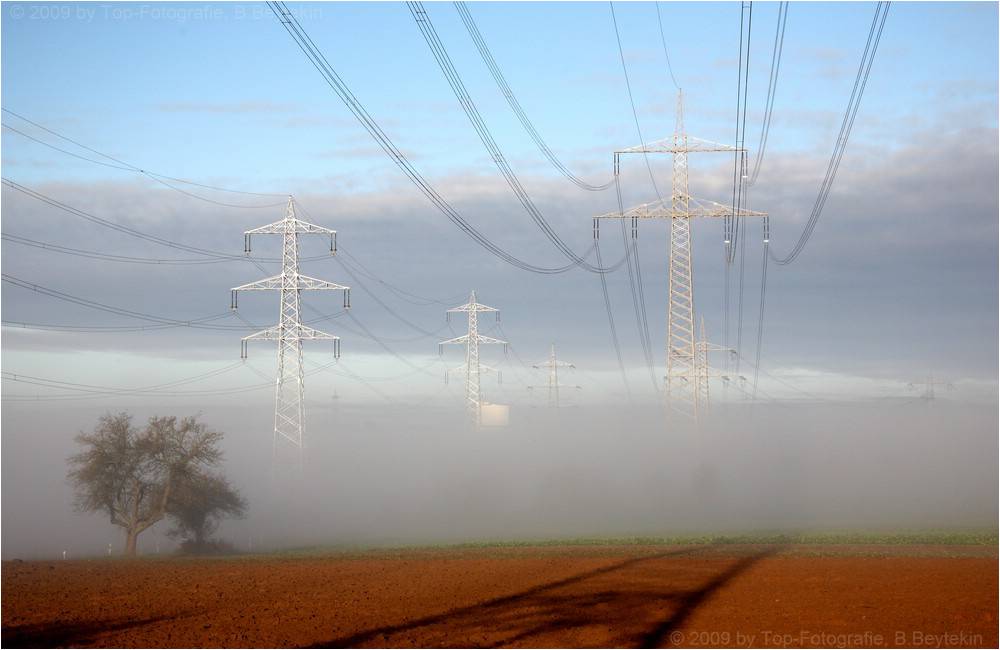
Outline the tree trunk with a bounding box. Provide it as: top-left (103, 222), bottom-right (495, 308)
top-left (124, 528), bottom-right (139, 556)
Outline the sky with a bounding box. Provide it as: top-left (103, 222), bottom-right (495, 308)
top-left (1, 2), bottom-right (997, 555)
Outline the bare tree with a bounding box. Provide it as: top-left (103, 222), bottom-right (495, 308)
top-left (168, 472), bottom-right (246, 552)
top-left (68, 412), bottom-right (227, 556)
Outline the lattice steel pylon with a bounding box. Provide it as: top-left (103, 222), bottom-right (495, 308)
top-left (529, 343), bottom-right (580, 408)
top-left (231, 197), bottom-right (350, 467)
top-left (908, 374), bottom-right (954, 402)
top-left (600, 90), bottom-right (768, 419)
top-left (439, 290), bottom-right (508, 426)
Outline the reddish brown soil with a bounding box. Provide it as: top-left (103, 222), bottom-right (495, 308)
top-left (2, 544), bottom-right (996, 648)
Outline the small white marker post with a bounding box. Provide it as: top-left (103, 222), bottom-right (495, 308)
top-left (107, 543), bottom-right (112, 557)
top-left (62, 551), bottom-right (67, 560)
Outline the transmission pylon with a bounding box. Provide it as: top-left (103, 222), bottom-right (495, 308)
top-left (528, 343), bottom-right (580, 408)
top-left (908, 374), bottom-right (954, 402)
top-left (231, 197), bottom-right (350, 466)
top-left (439, 290), bottom-right (508, 426)
top-left (597, 90), bottom-right (768, 420)
top-left (693, 316), bottom-right (741, 408)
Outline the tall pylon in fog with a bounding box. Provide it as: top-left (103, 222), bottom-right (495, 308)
top-left (908, 374), bottom-right (954, 402)
top-left (231, 197), bottom-right (350, 467)
top-left (597, 90), bottom-right (767, 420)
top-left (529, 343), bottom-right (579, 408)
top-left (439, 291), bottom-right (508, 426)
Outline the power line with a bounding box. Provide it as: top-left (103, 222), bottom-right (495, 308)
top-left (4, 180), bottom-right (466, 337)
top-left (2, 273), bottom-right (347, 332)
top-left (2, 273), bottom-right (255, 330)
top-left (610, 1), bottom-right (659, 391)
top-left (752, 237), bottom-right (769, 400)
top-left (314, 357), bottom-right (400, 404)
top-left (614, 176), bottom-right (657, 392)
top-left (724, 1), bottom-right (753, 391)
top-left (742, 2), bottom-right (786, 391)
top-left (293, 200), bottom-right (469, 308)
top-left (336, 248), bottom-right (465, 307)
top-left (734, 188), bottom-right (751, 380)
top-left (4, 109), bottom-right (533, 307)
top-left (732, 351), bottom-right (829, 403)
top-left (4, 112), bottom-right (478, 307)
top-left (4, 177), bottom-right (464, 308)
top-left (609, 2), bottom-right (663, 203)
top-left (770, 1), bottom-right (890, 265)
top-left (266, 1), bottom-right (589, 275)
top-left (3, 124), bottom-right (285, 210)
top-left (747, 2), bottom-right (788, 186)
top-left (1, 178), bottom-right (330, 264)
top-left (727, 1), bottom-right (753, 262)
top-left (2, 109), bottom-right (288, 208)
top-left (330, 253), bottom-right (443, 338)
top-left (1, 232), bottom-right (230, 265)
top-left (406, 1), bottom-right (613, 274)
top-left (3, 179), bottom-right (250, 261)
top-left (2, 314), bottom-right (235, 333)
top-left (594, 238), bottom-right (632, 401)
top-left (654, 3), bottom-right (681, 90)
top-left (1, 359), bottom-right (343, 402)
top-left (1, 362), bottom-right (246, 396)
top-left (453, 1), bottom-right (614, 192)
top-left (5, 112), bottom-right (542, 309)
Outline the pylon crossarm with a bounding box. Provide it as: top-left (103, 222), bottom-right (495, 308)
top-left (243, 325), bottom-right (339, 341)
top-left (234, 275), bottom-right (349, 292)
top-left (688, 195), bottom-right (767, 219)
top-left (698, 341), bottom-right (735, 352)
top-left (447, 303), bottom-right (499, 313)
top-left (594, 195), bottom-right (767, 221)
top-left (245, 218), bottom-right (336, 237)
top-left (232, 275), bottom-right (284, 292)
top-left (242, 325), bottom-right (282, 342)
top-left (292, 324), bottom-right (340, 340)
top-left (231, 275), bottom-right (349, 306)
top-left (294, 274), bottom-right (350, 292)
top-left (476, 335), bottom-right (508, 346)
top-left (439, 334), bottom-right (470, 346)
top-left (616, 134), bottom-right (743, 155)
top-left (243, 206), bottom-right (337, 235)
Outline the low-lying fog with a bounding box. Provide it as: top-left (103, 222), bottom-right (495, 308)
top-left (2, 399), bottom-right (997, 558)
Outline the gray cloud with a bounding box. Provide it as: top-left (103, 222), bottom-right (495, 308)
top-left (1, 121), bottom-right (997, 403)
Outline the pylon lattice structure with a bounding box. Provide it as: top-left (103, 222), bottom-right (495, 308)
top-left (231, 197), bottom-right (350, 466)
top-left (529, 343), bottom-right (580, 408)
top-left (599, 90), bottom-right (768, 419)
top-left (439, 291), bottom-right (508, 426)
top-left (908, 374), bottom-right (954, 402)
top-left (693, 317), bottom-right (742, 403)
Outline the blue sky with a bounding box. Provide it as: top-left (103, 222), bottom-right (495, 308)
top-left (1, 1), bottom-right (998, 410)
top-left (3, 1), bottom-right (996, 188)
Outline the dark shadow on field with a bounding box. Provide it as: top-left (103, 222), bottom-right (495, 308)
top-left (2, 614), bottom-right (182, 648)
top-left (307, 545), bottom-right (783, 648)
top-left (638, 548), bottom-right (782, 648)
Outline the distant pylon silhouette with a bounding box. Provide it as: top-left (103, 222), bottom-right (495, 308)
top-left (439, 290), bottom-right (507, 426)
